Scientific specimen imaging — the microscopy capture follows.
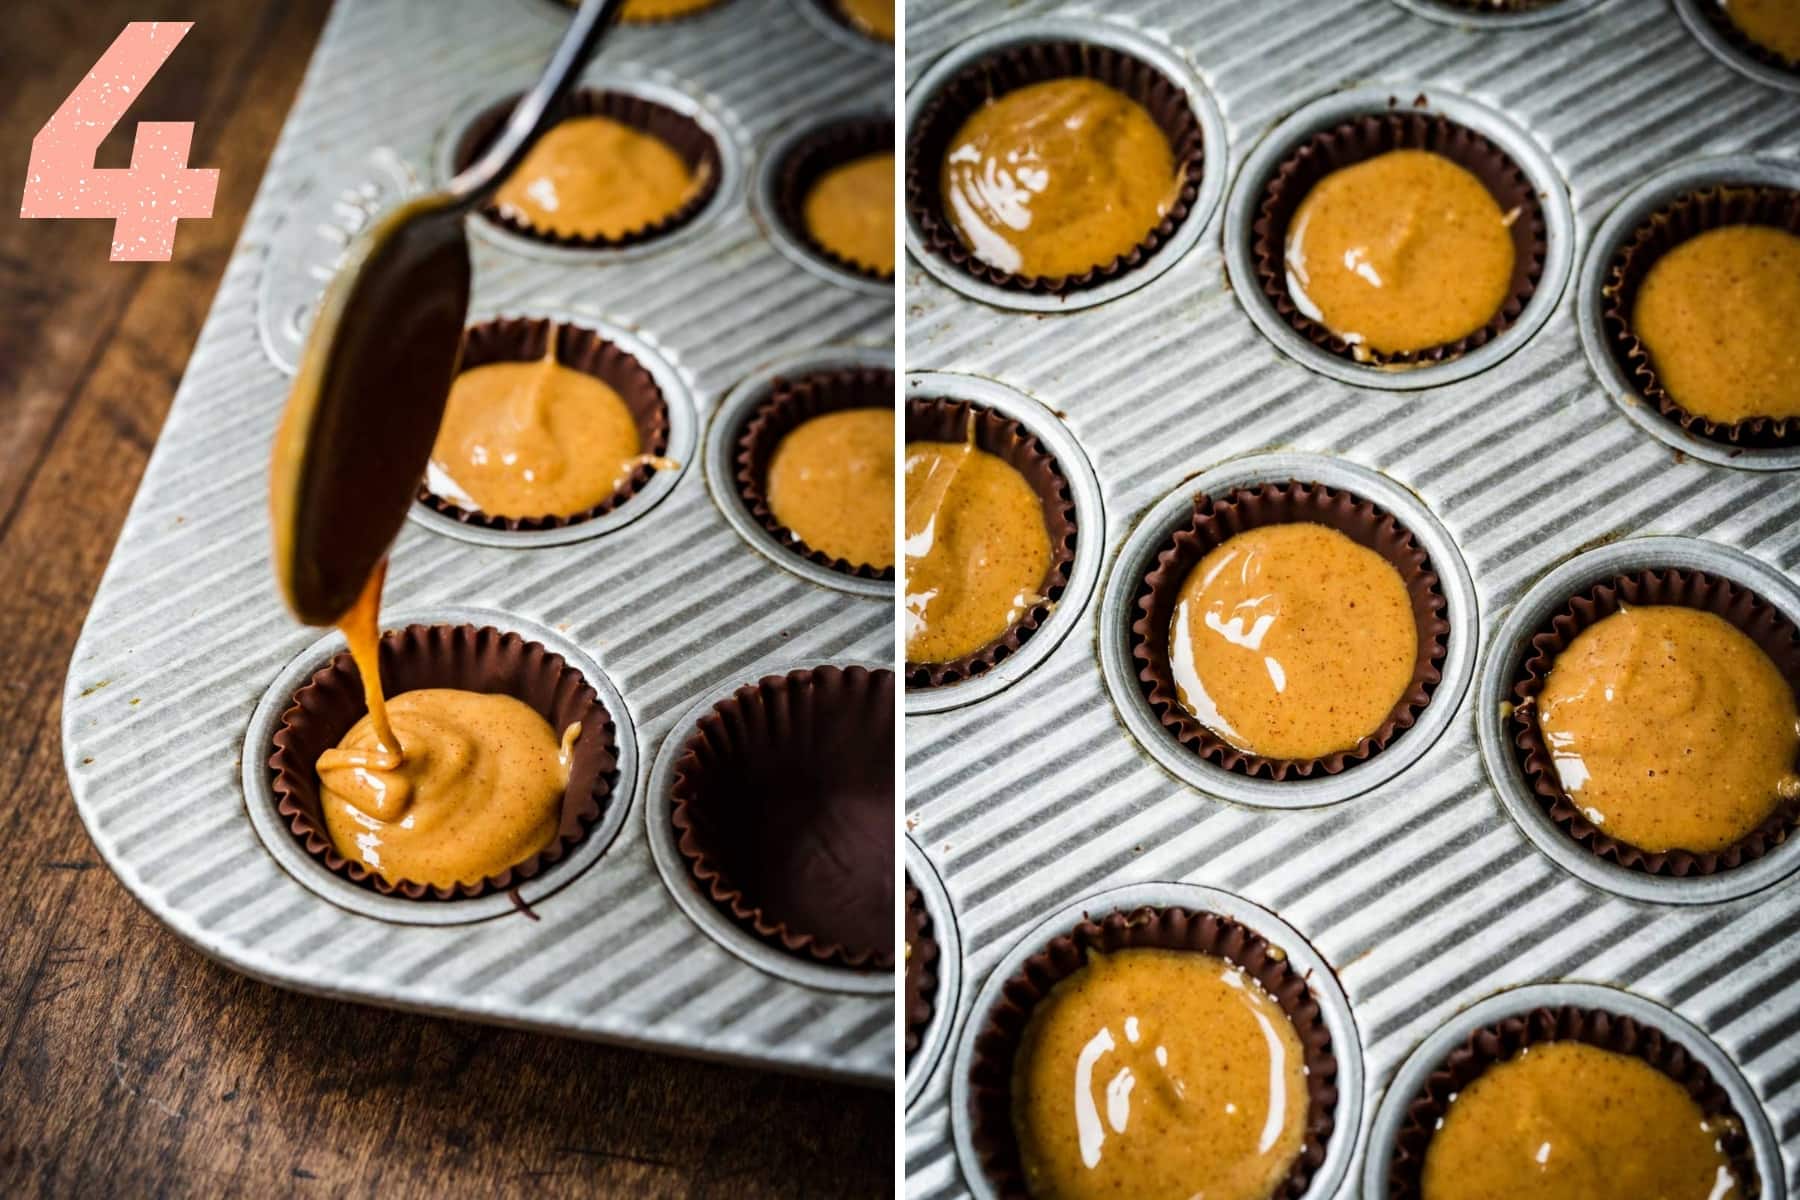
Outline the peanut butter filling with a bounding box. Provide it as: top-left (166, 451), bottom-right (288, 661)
top-left (1012, 948), bottom-right (1309, 1200)
top-left (767, 407), bottom-right (895, 570)
top-left (904, 428), bottom-right (1051, 665)
top-left (1535, 605), bottom-right (1800, 853)
top-left (1420, 1041), bottom-right (1741, 1200)
top-left (620, 0), bottom-right (722, 20)
top-left (1724, 0), bottom-right (1800, 59)
top-left (1168, 522), bottom-right (1418, 760)
top-left (493, 115), bottom-right (698, 239)
top-left (836, 0), bottom-right (894, 41)
top-left (1630, 224), bottom-right (1800, 424)
top-left (1285, 148), bottom-right (1516, 357)
top-left (940, 77), bottom-right (1180, 279)
top-left (803, 152), bottom-right (896, 275)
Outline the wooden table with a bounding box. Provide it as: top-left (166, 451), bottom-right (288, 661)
top-left (0, 5), bottom-right (893, 1194)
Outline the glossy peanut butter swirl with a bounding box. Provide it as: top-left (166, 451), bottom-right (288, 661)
top-left (940, 78), bottom-right (1179, 278)
top-left (804, 152), bottom-right (896, 275)
top-left (1169, 522), bottom-right (1418, 760)
top-left (1012, 947), bottom-right (1309, 1200)
top-left (1631, 224), bottom-right (1800, 424)
top-left (836, 0), bottom-right (894, 41)
top-left (1421, 1041), bottom-right (1741, 1200)
top-left (1285, 148), bottom-right (1516, 357)
top-left (1536, 605), bottom-right (1800, 854)
top-left (1724, 0), bottom-right (1800, 59)
top-left (767, 407), bottom-right (895, 570)
top-left (493, 115), bottom-right (699, 239)
top-left (904, 422), bottom-right (1051, 665)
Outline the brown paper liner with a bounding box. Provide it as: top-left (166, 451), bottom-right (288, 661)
top-left (268, 623), bottom-right (617, 901)
top-left (969, 905), bottom-right (1338, 1199)
top-left (671, 664), bottom-right (895, 970)
top-left (904, 396), bottom-right (1078, 688)
top-left (1250, 110), bottom-right (1546, 366)
top-left (1387, 1005), bottom-right (1760, 1199)
top-left (1696, 1), bottom-right (1800, 75)
top-left (453, 88), bottom-right (722, 250)
top-left (1509, 567), bottom-right (1800, 875)
top-left (734, 367), bottom-right (895, 581)
top-left (1131, 481), bottom-right (1449, 780)
top-left (416, 317), bottom-right (671, 531)
top-left (773, 116), bottom-right (896, 283)
top-left (905, 879), bottom-right (939, 1060)
top-left (903, 40), bottom-right (1207, 295)
top-left (1601, 185), bottom-right (1800, 449)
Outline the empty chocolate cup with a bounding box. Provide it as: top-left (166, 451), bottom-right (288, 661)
top-left (1694, 1), bottom-right (1800, 77)
top-left (1600, 184), bottom-right (1800, 450)
top-left (417, 317), bottom-right (671, 532)
top-left (1250, 109), bottom-right (1546, 366)
top-left (772, 116), bottom-right (895, 283)
top-left (734, 366), bottom-right (896, 581)
top-left (1131, 480), bottom-right (1449, 780)
top-left (904, 39), bottom-right (1206, 295)
top-left (268, 623), bottom-right (618, 901)
top-left (905, 879), bottom-right (939, 1059)
top-left (453, 88), bottom-right (722, 250)
top-left (904, 396), bottom-right (1078, 689)
top-left (967, 905), bottom-right (1338, 1199)
top-left (1510, 566), bottom-right (1800, 876)
top-left (670, 664), bottom-right (894, 970)
top-left (1386, 1004), bottom-right (1759, 1199)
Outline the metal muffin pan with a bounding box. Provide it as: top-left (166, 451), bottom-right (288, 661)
top-left (1387, 0), bottom-right (1617, 31)
top-left (906, 832), bottom-right (964, 1110)
top-left (63, 0), bottom-right (892, 1084)
top-left (749, 113), bottom-right (896, 297)
top-left (1673, 0), bottom-right (1800, 95)
top-left (906, 0), bottom-right (1800, 1191)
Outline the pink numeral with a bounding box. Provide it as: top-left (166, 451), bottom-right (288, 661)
top-left (20, 22), bottom-right (219, 262)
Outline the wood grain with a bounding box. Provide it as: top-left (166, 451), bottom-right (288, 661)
top-left (0, 5), bottom-right (894, 1195)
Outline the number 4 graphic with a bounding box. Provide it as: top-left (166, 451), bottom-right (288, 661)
top-left (21, 22), bottom-right (219, 262)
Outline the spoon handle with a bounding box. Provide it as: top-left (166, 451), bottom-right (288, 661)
top-left (447, 0), bottom-right (627, 204)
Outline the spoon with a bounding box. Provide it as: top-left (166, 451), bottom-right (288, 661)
top-left (269, 0), bottom-right (625, 626)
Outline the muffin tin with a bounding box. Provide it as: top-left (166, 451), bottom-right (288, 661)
top-left (63, 0), bottom-right (891, 1082)
top-left (904, 0), bottom-right (1800, 1191)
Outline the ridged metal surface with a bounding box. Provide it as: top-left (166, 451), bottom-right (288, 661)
top-left (61, 0), bottom-right (893, 1083)
top-left (903, 0), bottom-right (1800, 1190)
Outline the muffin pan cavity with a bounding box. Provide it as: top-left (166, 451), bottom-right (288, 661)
top-left (904, 834), bottom-right (962, 1110)
top-left (1673, 0), bottom-right (1800, 94)
top-left (1388, 0), bottom-right (1613, 29)
top-left (751, 112), bottom-right (894, 294)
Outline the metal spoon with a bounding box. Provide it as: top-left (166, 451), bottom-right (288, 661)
top-left (269, 0), bottom-right (625, 626)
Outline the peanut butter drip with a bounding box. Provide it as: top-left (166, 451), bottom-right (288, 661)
top-left (1012, 948), bottom-right (1309, 1200)
top-left (940, 78), bottom-right (1179, 279)
top-left (1169, 522), bottom-right (1418, 760)
top-left (427, 337), bottom-right (650, 519)
top-left (493, 116), bottom-right (698, 239)
top-left (904, 429), bottom-right (1051, 665)
top-left (620, 0), bottom-right (722, 19)
top-left (1536, 605), bottom-right (1800, 853)
top-left (1421, 1041), bottom-right (1741, 1200)
top-left (1724, 0), bottom-right (1800, 59)
top-left (1631, 224), bottom-right (1800, 424)
top-left (767, 407), bottom-right (896, 570)
top-left (338, 560), bottom-right (399, 755)
top-left (1285, 149), bottom-right (1516, 357)
top-left (803, 152), bottom-right (896, 275)
top-left (836, 0), bottom-right (894, 40)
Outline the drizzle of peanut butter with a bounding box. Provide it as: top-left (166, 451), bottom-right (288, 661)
top-left (1285, 149), bottom-right (1516, 358)
top-left (493, 115), bottom-right (699, 240)
top-left (1012, 948), bottom-right (1309, 1200)
top-left (940, 78), bottom-right (1179, 279)
top-left (1536, 605), bottom-right (1800, 853)
top-left (1168, 522), bottom-right (1418, 760)
top-left (835, 0), bottom-right (893, 40)
top-left (1723, 0), bottom-right (1800, 59)
top-left (1421, 1041), bottom-right (1741, 1200)
top-left (803, 152), bottom-right (895, 276)
top-left (767, 407), bottom-right (895, 570)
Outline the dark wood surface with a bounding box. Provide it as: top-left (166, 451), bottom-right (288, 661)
top-left (0, 5), bottom-right (893, 1195)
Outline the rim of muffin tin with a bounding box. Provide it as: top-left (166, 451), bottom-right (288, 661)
top-left (901, 14), bottom-right (1230, 314)
top-left (1576, 154), bottom-right (1800, 472)
top-left (1222, 82), bottom-right (1574, 391)
top-left (1361, 981), bottom-right (1784, 1199)
top-left (432, 70), bottom-right (744, 266)
top-left (786, 0), bottom-right (894, 59)
top-left (1672, 0), bottom-right (1800, 94)
top-left (642, 658), bottom-right (893, 995)
top-left (904, 371), bottom-right (1106, 715)
top-left (749, 112), bottom-right (894, 297)
top-left (1476, 535), bottom-right (1800, 904)
top-left (905, 832), bottom-right (963, 1110)
top-left (947, 880), bottom-right (1364, 1200)
top-left (241, 607), bottom-right (639, 926)
top-left (405, 309), bottom-right (698, 548)
top-left (1098, 452), bottom-right (1477, 809)
top-left (1386, 0), bottom-right (1616, 29)
top-left (705, 344), bottom-right (893, 599)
